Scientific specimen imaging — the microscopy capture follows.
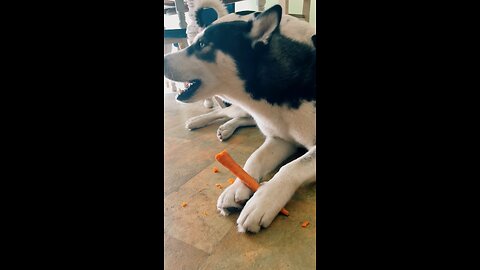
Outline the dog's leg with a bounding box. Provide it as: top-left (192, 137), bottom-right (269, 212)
top-left (237, 146), bottom-right (316, 233)
top-left (213, 96), bottom-right (227, 108)
top-left (185, 104), bottom-right (249, 130)
top-left (185, 109), bottom-right (228, 130)
top-left (217, 137), bottom-right (297, 216)
top-left (217, 117), bottom-right (256, 141)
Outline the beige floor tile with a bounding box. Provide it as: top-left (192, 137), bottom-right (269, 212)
top-left (164, 234), bottom-right (209, 270)
top-left (164, 147), bottom-right (255, 253)
top-left (163, 136), bottom-right (215, 196)
top-left (198, 192), bottom-right (316, 270)
top-left (164, 93), bottom-right (316, 269)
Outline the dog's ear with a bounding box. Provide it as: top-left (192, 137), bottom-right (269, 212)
top-left (196, 8), bottom-right (218, 28)
top-left (249, 5), bottom-right (282, 47)
top-left (194, 0), bottom-right (229, 29)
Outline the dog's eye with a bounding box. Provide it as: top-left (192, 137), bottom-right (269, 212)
top-left (198, 41), bottom-right (206, 49)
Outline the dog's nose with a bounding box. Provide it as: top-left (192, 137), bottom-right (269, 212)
top-left (164, 56), bottom-right (169, 74)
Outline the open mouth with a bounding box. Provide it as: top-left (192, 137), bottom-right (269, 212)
top-left (176, 79), bottom-right (202, 101)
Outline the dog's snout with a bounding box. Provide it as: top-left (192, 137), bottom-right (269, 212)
top-left (164, 55), bottom-right (176, 79)
top-left (164, 52), bottom-right (190, 82)
top-left (164, 56), bottom-right (170, 74)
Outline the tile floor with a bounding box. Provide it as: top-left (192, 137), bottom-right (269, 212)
top-left (164, 92), bottom-right (316, 270)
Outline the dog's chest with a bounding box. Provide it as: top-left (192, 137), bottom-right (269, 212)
top-left (252, 102), bottom-right (316, 148)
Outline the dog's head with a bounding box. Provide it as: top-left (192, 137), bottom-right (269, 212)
top-left (164, 5), bottom-right (284, 103)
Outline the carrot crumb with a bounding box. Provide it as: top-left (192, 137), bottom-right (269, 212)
top-left (228, 178), bottom-right (235, 184)
top-left (301, 221), bottom-right (310, 228)
top-left (181, 202), bottom-right (188, 207)
top-left (215, 183), bottom-right (223, 189)
top-left (212, 167), bottom-right (219, 173)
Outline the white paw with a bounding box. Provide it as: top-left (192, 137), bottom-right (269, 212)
top-left (217, 180), bottom-right (253, 216)
top-left (236, 181), bottom-right (293, 233)
top-left (185, 116), bottom-right (210, 130)
top-left (217, 123), bottom-right (235, 141)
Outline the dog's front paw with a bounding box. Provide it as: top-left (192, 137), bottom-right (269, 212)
top-left (185, 116), bottom-right (209, 130)
top-left (217, 123), bottom-right (235, 141)
top-left (236, 182), bottom-right (292, 233)
top-left (204, 98), bottom-right (214, 108)
top-left (217, 180), bottom-right (253, 216)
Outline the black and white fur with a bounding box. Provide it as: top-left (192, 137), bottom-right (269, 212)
top-left (182, 1), bottom-right (259, 141)
top-left (164, 3), bottom-right (316, 233)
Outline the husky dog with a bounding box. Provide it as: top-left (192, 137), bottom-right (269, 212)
top-left (164, 3), bottom-right (316, 233)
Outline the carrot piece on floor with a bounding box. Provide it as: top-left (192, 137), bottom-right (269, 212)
top-left (215, 183), bottom-right (223, 189)
top-left (212, 167), bottom-right (219, 173)
top-left (181, 202), bottom-right (188, 207)
top-left (228, 178), bottom-right (235, 184)
top-left (301, 221), bottom-right (310, 228)
top-left (215, 150), bottom-right (289, 216)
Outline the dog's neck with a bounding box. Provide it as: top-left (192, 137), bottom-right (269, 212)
top-left (221, 86), bottom-right (283, 123)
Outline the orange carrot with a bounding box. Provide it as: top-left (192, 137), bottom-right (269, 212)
top-left (301, 221), bottom-right (310, 228)
top-left (215, 150), bottom-right (289, 216)
top-left (212, 167), bottom-right (219, 173)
